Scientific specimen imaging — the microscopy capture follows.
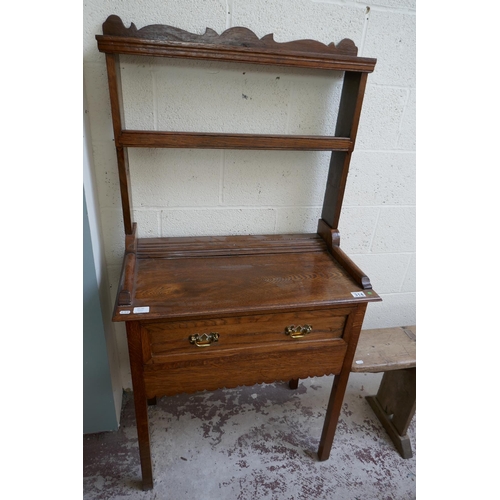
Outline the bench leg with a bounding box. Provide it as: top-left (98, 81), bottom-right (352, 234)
top-left (366, 367), bottom-right (416, 459)
top-left (289, 378), bottom-right (299, 389)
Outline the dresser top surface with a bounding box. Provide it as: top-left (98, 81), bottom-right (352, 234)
top-left (114, 243), bottom-right (380, 322)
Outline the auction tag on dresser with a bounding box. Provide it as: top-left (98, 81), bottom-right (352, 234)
top-left (351, 291), bottom-right (366, 297)
top-left (133, 306), bottom-right (150, 314)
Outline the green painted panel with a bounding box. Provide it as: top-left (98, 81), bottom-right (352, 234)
top-left (83, 188), bottom-right (118, 433)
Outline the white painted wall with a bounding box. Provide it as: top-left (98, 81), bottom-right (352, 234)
top-left (83, 0), bottom-right (416, 390)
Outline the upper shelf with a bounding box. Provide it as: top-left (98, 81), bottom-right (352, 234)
top-left (118, 131), bottom-right (353, 151)
top-left (96, 15), bottom-right (377, 73)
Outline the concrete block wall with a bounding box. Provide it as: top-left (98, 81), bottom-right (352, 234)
top-left (83, 0), bottom-right (416, 390)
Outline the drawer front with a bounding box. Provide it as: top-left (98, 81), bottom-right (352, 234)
top-left (143, 308), bottom-right (352, 359)
top-left (143, 339), bottom-right (348, 399)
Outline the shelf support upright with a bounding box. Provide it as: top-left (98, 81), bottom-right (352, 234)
top-left (105, 53), bottom-right (134, 235)
top-left (320, 71), bottom-right (368, 232)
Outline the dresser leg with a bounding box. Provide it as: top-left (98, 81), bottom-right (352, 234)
top-left (126, 321), bottom-right (154, 490)
top-left (317, 303), bottom-right (366, 461)
top-left (317, 370), bottom-right (350, 461)
top-left (132, 390), bottom-right (154, 490)
top-left (289, 378), bottom-right (299, 389)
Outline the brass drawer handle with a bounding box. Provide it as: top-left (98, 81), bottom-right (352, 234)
top-left (285, 324), bottom-right (312, 339)
top-left (189, 332), bottom-right (220, 347)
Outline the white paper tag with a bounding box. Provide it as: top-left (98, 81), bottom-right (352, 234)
top-left (355, 360), bottom-right (364, 365)
top-left (351, 291), bottom-right (366, 297)
top-left (133, 306), bottom-right (150, 314)
top-left (119, 310), bottom-right (131, 315)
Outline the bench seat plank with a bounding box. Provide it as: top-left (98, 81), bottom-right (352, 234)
top-left (351, 325), bottom-right (416, 373)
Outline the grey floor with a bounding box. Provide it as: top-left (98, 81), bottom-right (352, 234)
top-left (83, 373), bottom-right (416, 499)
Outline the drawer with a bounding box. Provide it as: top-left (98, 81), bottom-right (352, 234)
top-left (143, 308), bottom-right (352, 359)
top-left (143, 338), bottom-right (348, 398)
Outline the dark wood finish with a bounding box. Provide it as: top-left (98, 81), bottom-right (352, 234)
top-left (137, 233), bottom-right (326, 258)
top-left (144, 338), bottom-right (348, 398)
top-left (104, 54), bottom-right (134, 235)
top-left (117, 253), bottom-right (136, 305)
top-left (335, 72), bottom-right (368, 140)
top-left (317, 220), bottom-right (372, 289)
top-left (330, 246), bottom-right (372, 290)
top-left (113, 243), bottom-right (380, 322)
top-left (126, 321), bottom-right (153, 490)
top-left (321, 72), bottom-right (368, 229)
top-left (104, 54), bottom-right (125, 145)
top-left (118, 130), bottom-right (353, 151)
top-left (96, 16), bottom-right (379, 490)
top-left (145, 309), bottom-right (348, 355)
top-left (117, 223), bottom-right (137, 306)
top-left (96, 15), bottom-right (376, 73)
top-left (100, 15), bottom-right (358, 55)
top-left (317, 303), bottom-right (366, 460)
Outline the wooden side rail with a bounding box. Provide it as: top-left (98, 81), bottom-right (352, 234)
top-left (330, 246), bottom-right (372, 290)
top-left (317, 219), bottom-right (372, 290)
top-left (116, 224), bottom-right (138, 307)
top-left (118, 253), bottom-right (137, 306)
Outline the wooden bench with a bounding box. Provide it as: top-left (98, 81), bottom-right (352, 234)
top-left (351, 325), bottom-right (416, 459)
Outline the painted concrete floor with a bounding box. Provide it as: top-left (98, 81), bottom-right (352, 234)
top-left (83, 373), bottom-right (416, 499)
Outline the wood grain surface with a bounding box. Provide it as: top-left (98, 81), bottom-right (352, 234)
top-left (118, 130), bottom-right (353, 151)
top-left (114, 244), bottom-right (380, 321)
top-left (144, 308), bottom-right (350, 358)
top-left (351, 325), bottom-right (416, 373)
top-left (143, 339), bottom-right (348, 398)
top-left (96, 15), bottom-right (377, 72)
top-left (97, 15), bottom-right (380, 490)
